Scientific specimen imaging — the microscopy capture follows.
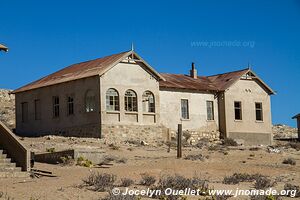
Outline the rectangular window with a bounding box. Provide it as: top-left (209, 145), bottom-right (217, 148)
top-left (34, 99), bottom-right (41, 120)
top-left (21, 102), bottom-right (28, 122)
top-left (181, 99), bottom-right (189, 119)
top-left (255, 102), bottom-right (263, 121)
top-left (67, 96), bottom-right (74, 115)
top-left (206, 101), bottom-right (214, 120)
top-left (53, 96), bottom-right (59, 118)
top-left (234, 101), bottom-right (242, 120)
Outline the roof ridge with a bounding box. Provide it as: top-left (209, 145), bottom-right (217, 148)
top-left (207, 67), bottom-right (249, 77)
top-left (67, 50), bottom-right (131, 66)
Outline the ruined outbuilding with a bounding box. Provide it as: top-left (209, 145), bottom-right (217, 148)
top-left (12, 50), bottom-right (275, 145)
top-left (292, 113), bottom-right (300, 141)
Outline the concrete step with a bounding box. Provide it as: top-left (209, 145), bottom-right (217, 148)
top-left (0, 171), bottom-right (29, 178)
top-left (0, 162), bottom-right (16, 167)
top-left (0, 167), bottom-right (21, 172)
top-left (0, 154), bottom-right (7, 158)
top-left (0, 158), bottom-right (11, 163)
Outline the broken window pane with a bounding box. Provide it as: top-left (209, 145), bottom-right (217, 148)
top-left (85, 90), bottom-right (96, 112)
top-left (67, 96), bottom-right (74, 115)
top-left (142, 91), bottom-right (155, 113)
top-left (106, 88), bottom-right (119, 111)
top-left (206, 101), bottom-right (214, 120)
top-left (181, 99), bottom-right (189, 119)
top-left (125, 90), bottom-right (137, 112)
top-left (53, 96), bottom-right (60, 118)
top-left (255, 102), bottom-right (263, 121)
top-left (234, 101), bottom-right (242, 120)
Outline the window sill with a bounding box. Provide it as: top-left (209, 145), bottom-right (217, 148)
top-left (106, 111), bottom-right (120, 114)
top-left (234, 119), bottom-right (243, 122)
top-left (143, 112), bottom-right (156, 115)
top-left (206, 119), bottom-right (215, 122)
top-left (86, 111), bottom-right (96, 113)
top-left (181, 118), bottom-right (190, 121)
top-left (255, 120), bottom-right (264, 123)
top-left (125, 111), bottom-right (138, 114)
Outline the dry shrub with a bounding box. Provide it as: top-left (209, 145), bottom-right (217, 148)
top-left (222, 138), bottom-right (238, 146)
top-left (152, 174), bottom-right (209, 200)
top-left (116, 157), bottom-right (127, 164)
top-left (120, 178), bottom-right (134, 187)
top-left (46, 147), bottom-right (55, 153)
top-left (183, 131), bottom-right (192, 141)
top-left (76, 156), bottom-right (92, 167)
top-left (100, 155), bottom-right (127, 165)
top-left (254, 176), bottom-right (274, 189)
top-left (109, 143), bottom-right (120, 150)
top-left (125, 140), bottom-right (141, 146)
top-left (289, 142), bottom-right (300, 151)
top-left (208, 145), bottom-right (224, 151)
top-left (250, 195), bottom-right (282, 200)
top-left (282, 158), bottom-right (296, 165)
top-left (184, 154), bottom-right (209, 161)
top-left (82, 172), bottom-right (116, 192)
top-left (249, 147), bottom-right (261, 151)
top-left (284, 183), bottom-right (300, 197)
top-left (60, 156), bottom-right (74, 166)
top-left (223, 173), bottom-right (263, 185)
top-left (139, 173), bottom-right (156, 186)
top-left (195, 138), bottom-right (210, 149)
top-left (103, 193), bottom-right (138, 200)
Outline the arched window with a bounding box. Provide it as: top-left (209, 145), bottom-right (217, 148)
top-left (106, 88), bottom-right (119, 111)
top-left (125, 89), bottom-right (137, 112)
top-left (85, 90), bottom-right (96, 112)
top-left (142, 91), bottom-right (155, 113)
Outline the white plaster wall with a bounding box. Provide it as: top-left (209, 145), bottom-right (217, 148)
top-left (224, 78), bottom-right (272, 144)
top-left (100, 61), bottom-right (160, 125)
top-left (15, 76), bottom-right (101, 136)
top-left (159, 90), bottom-right (219, 131)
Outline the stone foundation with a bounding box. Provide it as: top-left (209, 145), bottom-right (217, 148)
top-left (101, 124), bottom-right (168, 144)
top-left (169, 129), bottom-right (220, 145)
top-left (102, 124), bottom-right (220, 144)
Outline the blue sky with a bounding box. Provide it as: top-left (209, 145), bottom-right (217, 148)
top-left (0, 0), bottom-right (299, 127)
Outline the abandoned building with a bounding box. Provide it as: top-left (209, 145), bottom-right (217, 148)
top-left (292, 113), bottom-right (300, 140)
top-left (12, 50), bottom-right (275, 145)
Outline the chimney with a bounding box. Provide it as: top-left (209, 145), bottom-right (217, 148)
top-left (190, 62), bottom-right (197, 79)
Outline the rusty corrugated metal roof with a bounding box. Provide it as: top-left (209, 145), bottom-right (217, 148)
top-left (207, 68), bottom-right (250, 91)
top-left (160, 68), bottom-right (274, 94)
top-left (159, 73), bottom-right (218, 92)
top-left (159, 68), bottom-right (250, 92)
top-left (13, 51), bottom-right (131, 93)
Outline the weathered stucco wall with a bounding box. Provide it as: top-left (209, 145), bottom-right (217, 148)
top-left (224, 78), bottom-right (272, 145)
top-left (15, 76), bottom-right (101, 137)
top-left (99, 60), bottom-right (162, 141)
top-left (100, 60), bottom-right (160, 125)
top-left (159, 89), bottom-right (219, 141)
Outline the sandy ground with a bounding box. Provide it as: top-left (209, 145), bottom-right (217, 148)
top-left (0, 136), bottom-right (299, 200)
